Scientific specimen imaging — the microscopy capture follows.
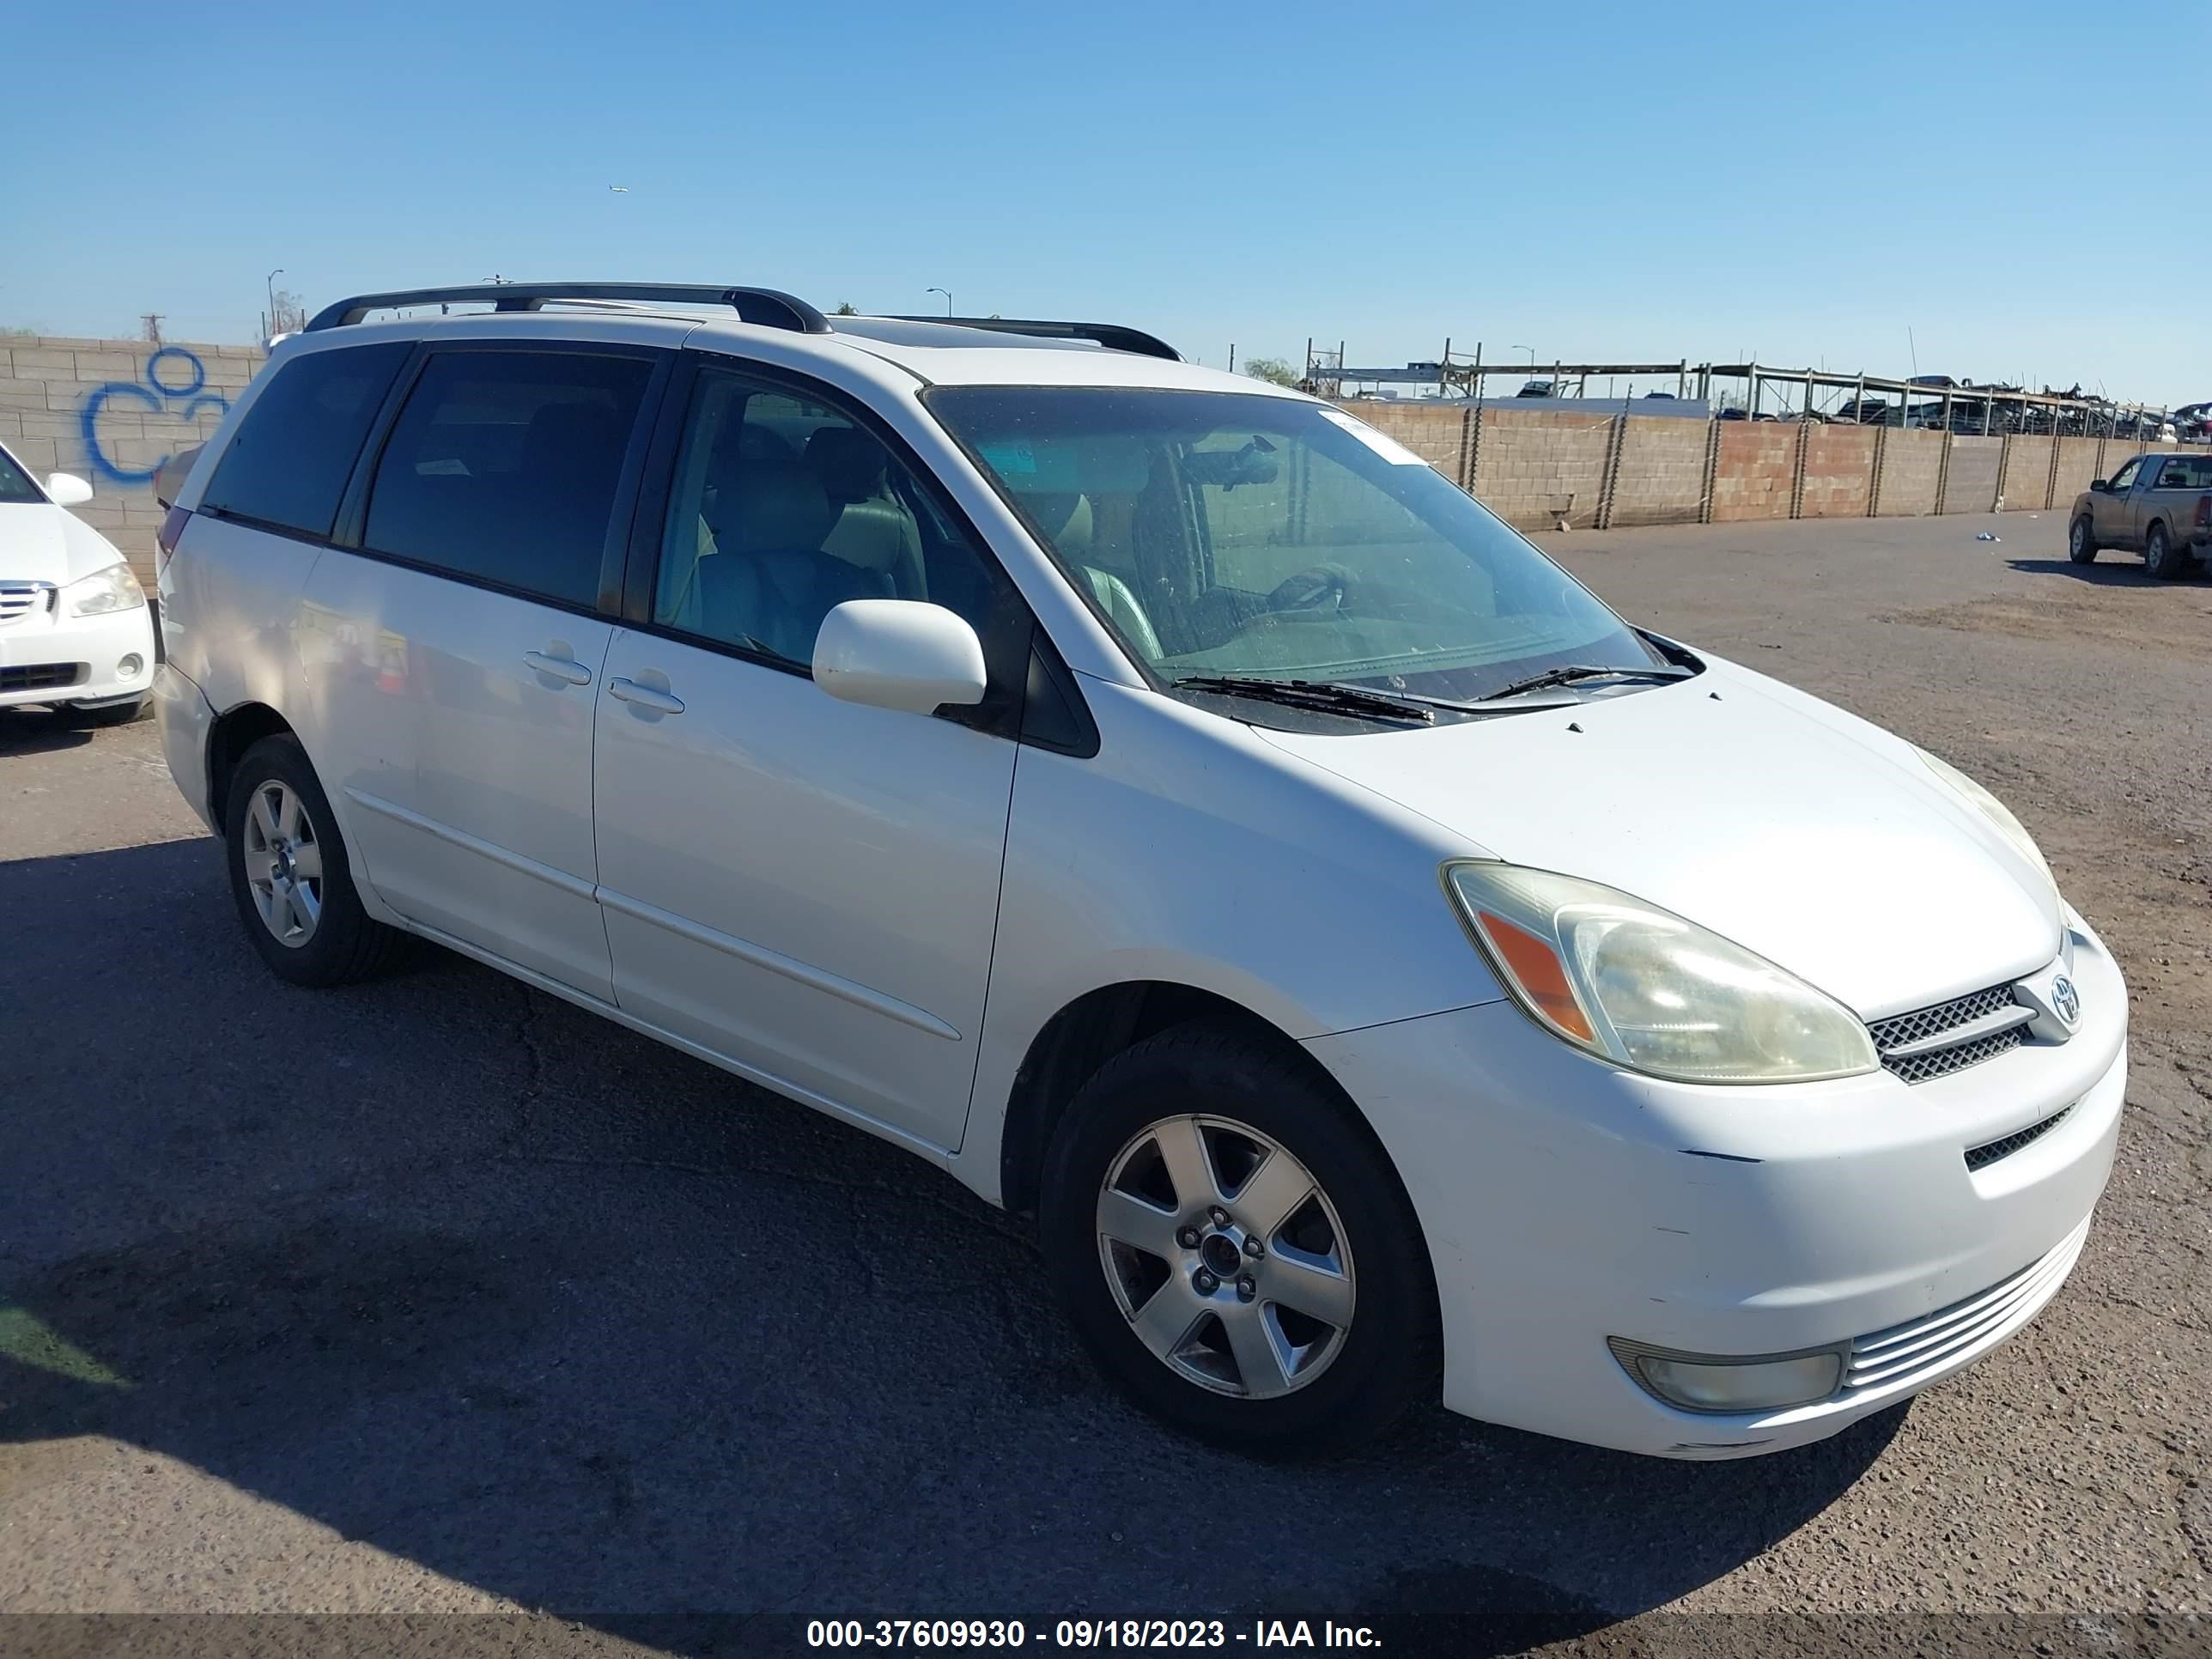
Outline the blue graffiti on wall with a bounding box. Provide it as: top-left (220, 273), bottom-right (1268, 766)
top-left (79, 346), bottom-right (230, 484)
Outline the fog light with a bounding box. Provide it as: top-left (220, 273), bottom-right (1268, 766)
top-left (1608, 1337), bottom-right (1845, 1413)
top-left (118, 654), bottom-right (144, 678)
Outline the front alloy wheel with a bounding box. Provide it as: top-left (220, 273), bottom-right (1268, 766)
top-left (1097, 1115), bottom-right (1355, 1400)
top-left (1040, 1019), bottom-right (1437, 1455)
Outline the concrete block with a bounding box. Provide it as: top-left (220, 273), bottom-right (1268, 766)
top-left (7, 435), bottom-right (59, 469)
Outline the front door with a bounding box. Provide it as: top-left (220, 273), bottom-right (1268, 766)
top-left (591, 360), bottom-right (1026, 1149)
top-left (304, 343), bottom-right (660, 1000)
top-left (2094, 455), bottom-right (2142, 547)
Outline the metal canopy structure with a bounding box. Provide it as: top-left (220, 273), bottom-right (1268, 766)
top-left (1306, 337), bottom-right (2176, 439)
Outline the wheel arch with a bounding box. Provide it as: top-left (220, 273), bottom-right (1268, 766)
top-left (996, 979), bottom-right (1364, 1221)
top-left (205, 701), bottom-right (301, 823)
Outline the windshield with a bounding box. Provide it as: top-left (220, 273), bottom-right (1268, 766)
top-left (0, 447), bottom-right (46, 505)
top-left (927, 386), bottom-right (1666, 705)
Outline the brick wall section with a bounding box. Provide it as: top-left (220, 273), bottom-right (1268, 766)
top-left (1798, 424), bottom-right (1877, 519)
top-left (0, 335), bottom-right (262, 583)
top-left (2052, 436), bottom-right (2104, 510)
top-left (1875, 428), bottom-right (1945, 515)
top-left (1472, 406), bottom-right (1615, 529)
top-left (2000, 434), bottom-right (2054, 511)
top-left (1606, 416), bottom-right (1707, 526)
top-left (1336, 400), bottom-right (1470, 483)
top-left (1710, 422), bottom-right (1798, 521)
top-left (1942, 435), bottom-right (2003, 514)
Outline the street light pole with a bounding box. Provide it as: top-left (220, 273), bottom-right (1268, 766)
top-left (265, 267), bottom-right (285, 336)
top-left (926, 286), bottom-right (953, 316)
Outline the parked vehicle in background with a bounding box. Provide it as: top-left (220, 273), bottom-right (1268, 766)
top-left (155, 281), bottom-right (2125, 1462)
top-left (2069, 453), bottom-right (2212, 578)
top-left (0, 441), bottom-right (155, 725)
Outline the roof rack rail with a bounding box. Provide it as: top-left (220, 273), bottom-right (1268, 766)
top-left (888, 315), bottom-right (1182, 362)
top-left (304, 283), bottom-right (831, 335)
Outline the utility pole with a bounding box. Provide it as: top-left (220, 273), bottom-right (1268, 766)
top-left (141, 314), bottom-right (164, 344)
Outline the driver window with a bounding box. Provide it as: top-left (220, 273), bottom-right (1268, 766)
top-left (654, 369), bottom-right (1000, 667)
top-left (2107, 459), bottom-right (2142, 492)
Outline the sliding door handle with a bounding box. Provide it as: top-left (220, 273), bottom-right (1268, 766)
top-left (608, 676), bottom-right (684, 715)
top-left (523, 650), bottom-right (593, 686)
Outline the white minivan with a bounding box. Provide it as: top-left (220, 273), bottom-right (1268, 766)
top-left (155, 283), bottom-right (2124, 1459)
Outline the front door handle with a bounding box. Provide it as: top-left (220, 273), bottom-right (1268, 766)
top-left (524, 650), bottom-right (593, 686)
top-left (608, 676), bottom-right (684, 715)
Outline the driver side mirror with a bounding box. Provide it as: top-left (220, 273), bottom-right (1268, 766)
top-left (813, 599), bottom-right (987, 716)
top-left (46, 472), bottom-right (94, 507)
top-left (2088, 479), bottom-right (2108, 494)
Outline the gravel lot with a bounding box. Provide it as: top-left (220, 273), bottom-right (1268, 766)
top-left (2, 511), bottom-right (2206, 1653)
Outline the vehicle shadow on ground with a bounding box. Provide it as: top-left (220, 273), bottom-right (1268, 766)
top-left (1, 839), bottom-right (1900, 1651)
top-left (0, 711), bottom-right (95, 757)
top-left (2005, 557), bottom-right (2158, 586)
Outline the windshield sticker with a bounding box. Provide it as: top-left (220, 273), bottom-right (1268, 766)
top-left (977, 441), bottom-right (1037, 477)
top-left (1316, 408), bottom-right (1429, 466)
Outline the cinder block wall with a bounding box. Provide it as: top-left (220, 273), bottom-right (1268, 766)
top-left (1710, 422), bottom-right (1798, 521)
top-left (2000, 434), bottom-right (2054, 511)
top-left (1343, 401), bottom-right (1471, 480)
top-left (1942, 435), bottom-right (2003, 514)
top-left (0, 336), bottom-right (263, 582)
top-left (1875, 428), bottom-right (1945, 515)
top-left (2052, 437), bottom-right (2103, 507)
top-left (1799, 425), bottom-right (1876, 518)
top-left (1606, 416), bottom-right (1707, 526)
top-left (1474, 407), bottom-right (1614, 529)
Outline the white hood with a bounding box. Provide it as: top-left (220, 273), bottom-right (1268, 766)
top-left (0, 502), bottom-right (131, 586)
top-left (1257, 658), bottom-right (2062, 1020)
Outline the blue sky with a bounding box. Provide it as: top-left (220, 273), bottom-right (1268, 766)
top-left (7, 2), bottom-right (2208, 404)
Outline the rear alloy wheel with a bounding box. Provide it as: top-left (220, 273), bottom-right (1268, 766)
top-left (2067, 516), bottom-right (2098, 564)
top-left (223, 734), bottom-right (410, 988)
top-left (2144, 521), bottom-right (2191, 580)
top-left (1041, 1020), bottom-right (1437, 1455)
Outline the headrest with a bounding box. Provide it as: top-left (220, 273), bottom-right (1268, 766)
top-left (720, 461), bottom-right (835, 554)
top-left (806, 426), bottom-right (889, 503)
top-left (1019, 491), bottom-right (1091, 556)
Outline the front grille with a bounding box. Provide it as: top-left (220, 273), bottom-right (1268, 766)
top-left (0, 663), bottom-right (87, 692)
top-left (1844, 1218), bottom-right (2089, 1394)
top-left (1869, 981), bottom-right (2030, 1083)
top-left (0, 580), bottom-right (53, 626)
top-left (1964, 1106), bottom-right (2072, 1173)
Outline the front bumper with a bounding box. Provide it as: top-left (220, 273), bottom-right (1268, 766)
top-left (0, 599), bottom-right (155, 709)
top-left (1305, 908), bottom-right (2126, 1459)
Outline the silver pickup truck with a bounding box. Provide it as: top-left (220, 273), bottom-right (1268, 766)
top-left (2069, 452), bottom-right (2212, 578)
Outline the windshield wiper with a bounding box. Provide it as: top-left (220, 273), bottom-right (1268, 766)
top-left (1170, 675), bottom-right (1435, 725)
top-left (1476, 663), bottom-right (1694, 703)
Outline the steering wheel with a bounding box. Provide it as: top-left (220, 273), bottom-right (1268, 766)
top-left (1264, 562), bottom-right (1355, 616)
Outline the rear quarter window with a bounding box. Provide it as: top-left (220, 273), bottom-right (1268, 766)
top-left (198, 342), bottom-right (410, 538)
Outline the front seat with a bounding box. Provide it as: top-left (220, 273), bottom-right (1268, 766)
top-left (1021, 491), bottom-right (1164, 662)
top-left (698, 459), bottom-right (893, 664)
top-left (805, 426), bottom-right (926, 599)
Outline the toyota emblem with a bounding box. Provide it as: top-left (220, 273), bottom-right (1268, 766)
top-left (2051, 975), bottom-right (2081, 1026)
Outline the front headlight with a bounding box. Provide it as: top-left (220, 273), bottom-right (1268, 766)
top-left (1913, 746), bottom-right (2053, 890)
top-left (1444, 862), bottom-right (1879, 1085)
top-left (63, 562), bottom-right (147, 617)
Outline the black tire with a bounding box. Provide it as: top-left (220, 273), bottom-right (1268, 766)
top-left (2144, 520), bottom-right (2191, 580)
top-left (2067, 515), bottom-right (2098, 563)
top-left (1040, 1018), bottom-right (1439, 1456)
top-left (222, 733), bottom-right (410, 988)
top-left (57, 696), bottom-right (148, 728)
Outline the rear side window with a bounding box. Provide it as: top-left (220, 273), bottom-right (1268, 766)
top-left (199, 343), bottom-right (410, 538)
top-left (362, 350), bottom-right (653, 608)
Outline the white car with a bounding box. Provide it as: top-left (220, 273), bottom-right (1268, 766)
top-left (154, 283), bottom-right (2124, 1460)
top-left (0, 443), bottom-right (155, 723)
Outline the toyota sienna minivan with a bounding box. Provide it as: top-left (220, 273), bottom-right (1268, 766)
top-left (154, 282), bottom-right (2124, 1458)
